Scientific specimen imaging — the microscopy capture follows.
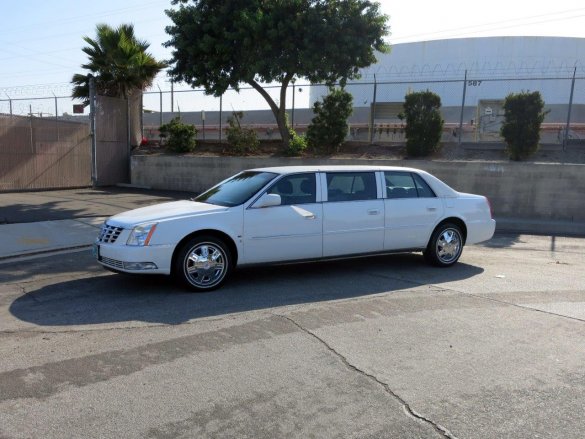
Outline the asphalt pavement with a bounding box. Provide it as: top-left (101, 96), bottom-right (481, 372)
top-left (1, 233), bottom-right (584, 438)
top-left (1, 188), bottom-right (585, 438)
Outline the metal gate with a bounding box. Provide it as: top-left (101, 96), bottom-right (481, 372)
top-left (0, 114), bottom-right (92, 192)
top-left (94, 95), bottom-right (130, 186)
top-left (476, 99), bottom-right (505, 142)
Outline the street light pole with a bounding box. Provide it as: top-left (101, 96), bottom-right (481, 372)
top-left (292, 83), bottom-right (295, 129)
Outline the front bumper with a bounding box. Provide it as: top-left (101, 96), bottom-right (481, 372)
top-left (94, 242), bottom-right (175, 275)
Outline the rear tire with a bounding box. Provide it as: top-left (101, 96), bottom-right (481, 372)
top-left (174, 236), bottom-right (232, 292)
top-left (424, 223), bottom-right (463, 267)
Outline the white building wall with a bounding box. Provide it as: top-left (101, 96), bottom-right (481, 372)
top-left (309, 37), bottom-right (585, 107)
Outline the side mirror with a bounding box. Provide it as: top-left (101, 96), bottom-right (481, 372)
top-left (254, 193), bottom-right (281, 208)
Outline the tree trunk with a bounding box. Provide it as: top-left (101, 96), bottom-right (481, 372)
top-left (275, 108), bottom-right (290, 146)
top-left (248, 79), bottom-right (291, 147)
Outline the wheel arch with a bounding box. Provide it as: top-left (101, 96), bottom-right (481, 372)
top-left (432, 217), bottom-right (468, 245)
top-left (171, 229), bottom-right (239, 276)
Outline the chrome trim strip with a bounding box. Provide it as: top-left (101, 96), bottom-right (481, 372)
top-left (250, 232), bottom-right (322, 240)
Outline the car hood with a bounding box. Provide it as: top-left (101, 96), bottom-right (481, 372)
top-left (107, 200), bottom-right (228, 227)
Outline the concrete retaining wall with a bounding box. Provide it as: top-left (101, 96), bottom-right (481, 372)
top-left (131, 155), bottom-right (585, 233)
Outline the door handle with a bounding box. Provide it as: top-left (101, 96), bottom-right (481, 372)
top-left (292, 205), bottom-right (316, 220)
top-left (427, 207), bottom-right (437, 211)
top-left (367, 209), bottom-right (380, 215)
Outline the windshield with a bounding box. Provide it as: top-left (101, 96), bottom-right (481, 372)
top-left (195, 171), bottom-right (277, 207)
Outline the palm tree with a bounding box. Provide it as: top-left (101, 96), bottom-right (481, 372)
top-left (72, 23), bottom-right (166, 145)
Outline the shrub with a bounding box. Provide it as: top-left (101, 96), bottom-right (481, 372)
top-left (306, 88), bottom-right (353, 154)
top-left (225, 111), bottom-right (259, 154)
top-left (500, 91), bottom-right (547, 161)
top-left (399, 90), bottom-right (444, 157)
top-left (159, 117), bottom-right (197, 153)
top-left (285, 129), bottom-right (308, 156)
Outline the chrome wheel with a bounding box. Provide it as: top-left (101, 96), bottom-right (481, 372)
top-left (175, 237), bottom-right (232, 291)
top-left (435, 228), bottom-right (462, 264)
top-left (424, 223), bottom-right (464, 267)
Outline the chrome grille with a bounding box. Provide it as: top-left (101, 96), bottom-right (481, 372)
top-left (98, 224), bottom-right (124, 244)
top-left (100, 256), bottom-right (124, 270)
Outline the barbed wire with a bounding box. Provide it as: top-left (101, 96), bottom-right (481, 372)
top-left (0, 82), bottom-right (72, 97)
top-left (3, 62), bottom-right (584, 99)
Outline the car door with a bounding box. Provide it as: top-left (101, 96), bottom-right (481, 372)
top-left (383, 171), bottom-right (443, 249)
top-left (322, 171), bottom-right (384, 257)
top-left (243, 173), bottom-right (323, 263)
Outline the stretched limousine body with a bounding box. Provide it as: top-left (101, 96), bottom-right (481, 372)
top-left (94, 166), bottom-right (496, 291)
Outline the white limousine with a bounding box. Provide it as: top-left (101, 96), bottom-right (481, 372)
top-left (94, 166), bottom-right (495, 291)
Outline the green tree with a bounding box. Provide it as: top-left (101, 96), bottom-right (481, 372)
top-left (306, 88), bottom-right (353, 153)
top-left (71, 24), bottom-right (166, 145)
top-left (400, 90), bottom-right (444, 157)
top-left (500, 91), bottom-right (547, 161)
top-left (72, 24), bottom-right (166, 101)
top-left (165, 0), bottom-right (389, 147)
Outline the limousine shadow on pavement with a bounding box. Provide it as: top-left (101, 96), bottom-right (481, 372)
top-left (7, 249), bottom-right (483, 328)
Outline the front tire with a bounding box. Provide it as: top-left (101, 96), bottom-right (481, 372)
top-left (424, 223), bottom-right (463, 267)
top-left (174, 236), bottom-right (232, 292)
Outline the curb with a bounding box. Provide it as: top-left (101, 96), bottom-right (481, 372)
top-left (0, 245), bottom-right (93, 262)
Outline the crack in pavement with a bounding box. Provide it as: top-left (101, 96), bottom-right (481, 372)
top-left (367, 271), bottom-right (585, 325)
top-left (19, 284), bottom-right (40, 304)
top-left (276, 313), bottom-right (458, 439)
top-left (452, 289), bottom-right (585, 325)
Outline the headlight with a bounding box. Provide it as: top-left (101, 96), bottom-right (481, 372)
top-left (127, 223), bottom-right (158, 246)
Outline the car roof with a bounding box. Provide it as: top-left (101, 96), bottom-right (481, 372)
top-left (248, 165), bottom-right (424, 174)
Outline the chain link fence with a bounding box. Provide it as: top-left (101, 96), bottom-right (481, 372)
top-left (140, 74), bottom-right (585, 148)
top-left (1, 73), bottom-right (584, 147)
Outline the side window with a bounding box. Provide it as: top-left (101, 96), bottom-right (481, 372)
top-left (385, 172), bottom-right (418, 199)
top-left (413, 173), bottom-right (436, 198)
top-left (267, 173), bottom-right (316, 205)
top-left (326, 172), bottom-right (377, 202)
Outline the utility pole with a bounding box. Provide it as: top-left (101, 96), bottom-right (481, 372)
top-left (5, 93), bottom-right (12, 116)
top-left (369, 74), bottom-right (377, 144)
top-left (171, 81), bottom-right (174, 114)
top-left (563, 67), bottom-right (577, 151)
top-left (219, 94), bottom-right (223, 144)
top-left (458, 70), bottom-right (468, 146)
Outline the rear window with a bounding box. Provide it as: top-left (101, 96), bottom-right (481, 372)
top-left (326, 172), bottom-right (377, 202)
top-left (385, 171), bottom-right (436, 199)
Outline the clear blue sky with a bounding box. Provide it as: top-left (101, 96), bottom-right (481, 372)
top-left (0, 0), bottom-right (583, 112)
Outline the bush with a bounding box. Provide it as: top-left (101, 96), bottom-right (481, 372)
top-left (399, 90), bottom-right (444, 157)
top-left (285, 129), bottom-right (308, 156)
top-left (159, 117), bottom-right (197, 153)
top-left (500, 91), bottom-right (547, 161)
top-left (306, 88), bottom-right (353, 154)
top-left (225, 111), bottom-right (259, 154)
